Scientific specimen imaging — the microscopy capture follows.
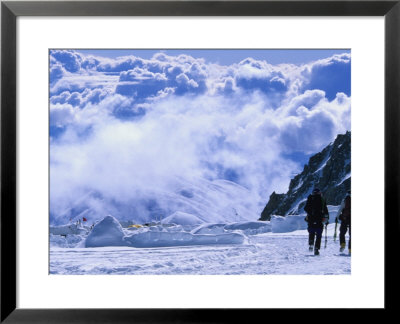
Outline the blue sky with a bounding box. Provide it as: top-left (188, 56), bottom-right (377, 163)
top-left (49, 49), bottom-right (351, 224)
top-left (76, 49), bottom-right (350, 66)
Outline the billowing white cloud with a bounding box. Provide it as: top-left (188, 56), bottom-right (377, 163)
top-left (49, 50), bottom-right (351, 224)
top-left (50, 103), bottom-right (76, 127)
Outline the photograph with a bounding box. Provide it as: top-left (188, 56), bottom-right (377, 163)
top-left (3, 0), bottom-right (398, 319)
top-left (49, 49), bottom-right (351, 275)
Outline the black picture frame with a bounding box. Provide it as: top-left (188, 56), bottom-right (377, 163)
top-left (1, 0), bottom-right (399, 322)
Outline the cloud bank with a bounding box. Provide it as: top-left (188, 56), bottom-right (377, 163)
top-left (50, 50), bottom-right (351, 225)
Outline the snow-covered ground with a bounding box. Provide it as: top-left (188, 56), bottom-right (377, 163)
top-left (50, 233), bottom-right (350, 275)
top-left (50, 212), bottom-right (350, 275)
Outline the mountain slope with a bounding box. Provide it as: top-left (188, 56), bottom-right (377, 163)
top-left (259, 131), bottom-right (351, 220)
top-left (50, 178), bottom-right (259, 226)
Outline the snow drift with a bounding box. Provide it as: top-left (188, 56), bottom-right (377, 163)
top-left (192, 221), bottom-right (271, 236)
top-left (85, 215), bottom-right (125, 247)
top-left (52, 205), bottom-right (342, 249)
top-left (123, 230), bottom-right (244, 248)
top-left (84, 215), bottom-right (245, 248)
top-left (269, 205), bottom-right (340, 233)
top-left (270, 215), bottom-right (308, 233)
top-left (224, 221), bottom-right (272, 235)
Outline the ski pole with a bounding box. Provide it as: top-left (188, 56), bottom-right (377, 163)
top-left (324, 224), bottom-right (328, 249)
top-left (333, 218), bottom-right (338, 242)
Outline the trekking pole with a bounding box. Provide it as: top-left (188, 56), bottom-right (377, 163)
top-left (333, 218), bottom-right (338, 242)
top-left (324, 224), bottom-right (328, 249)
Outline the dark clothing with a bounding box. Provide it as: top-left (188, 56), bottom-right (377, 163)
top-left (304, 193), bottom-right (329, 251)
top-left (304, 194), bottom-right (329, 226)
top-left (338, 195), bottom-right (351, 249)
top-left (339, 195), bottom-right (351, 225)
top-left (339, 222), bottom-right (351, 249)
top-left (308, 225), bottom-right (323, 250)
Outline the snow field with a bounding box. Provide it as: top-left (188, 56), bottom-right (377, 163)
top-left (50, 211), bottom-right (350, 275)
top-left (50, 231), bottom-right (351, 275)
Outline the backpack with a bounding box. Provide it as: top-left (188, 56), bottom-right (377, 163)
top-left (305, 194), bottom-right (326, 223)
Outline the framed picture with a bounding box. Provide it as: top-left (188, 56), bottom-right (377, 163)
top-left (1, 0), bottom-right (398, 321)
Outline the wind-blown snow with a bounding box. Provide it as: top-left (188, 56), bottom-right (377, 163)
top-left (50, 53), bottom-right (352, 227)
top-left (161, 211), bottom-right (203, 225)
top-left (191, 223), bottom-right (226, 235)
top-left (51, 178), bottom-right (261, 226)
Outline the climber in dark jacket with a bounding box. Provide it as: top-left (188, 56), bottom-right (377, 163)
top-left (336, 191), bottom-right (351, 253)
top-left (304, 188), bottom-right (329, 255)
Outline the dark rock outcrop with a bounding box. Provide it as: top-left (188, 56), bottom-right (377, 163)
top-left (259, 131), bottom-right (351, 220)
